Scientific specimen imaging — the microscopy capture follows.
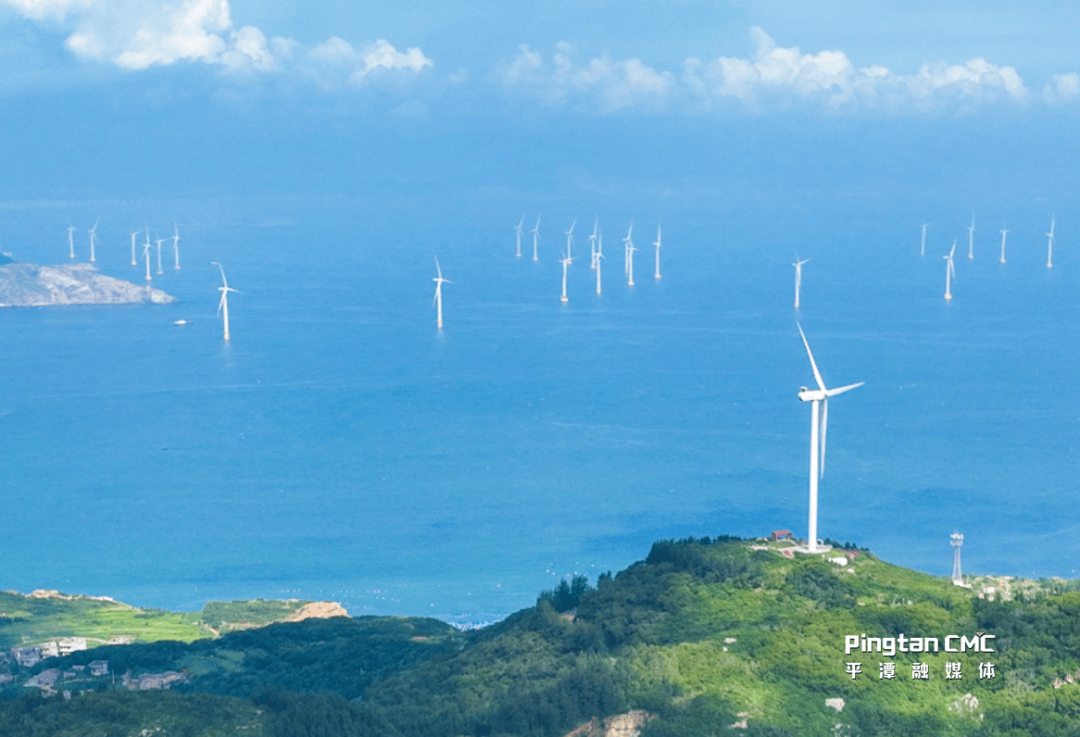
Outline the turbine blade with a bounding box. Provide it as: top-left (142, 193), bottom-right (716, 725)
top-left (797, 323), bottom-right (827, 392)
top-left (825, 381), bottom-right (864, 398)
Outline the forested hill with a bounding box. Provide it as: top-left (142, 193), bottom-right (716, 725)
top-left (4, 536), bottom-right (1080, 737)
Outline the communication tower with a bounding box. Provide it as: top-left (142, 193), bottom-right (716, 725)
top-left (950, 531), bottom-right (964, 584)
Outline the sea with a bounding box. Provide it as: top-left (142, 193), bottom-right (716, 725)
top-left (2, 186), bottom-right (1078, 626)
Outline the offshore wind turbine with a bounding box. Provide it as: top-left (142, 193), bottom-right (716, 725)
top-left (531, 215), bottom-right (541, 262)
top-left (67, 224), bottom-right (75, 259)
top-left (999, 227), bottom-right (1008, 264)
top-left (88, 218), bottom-right (99, 262)
top-left (515, 216), bottom-right (524, 258)
top-left (967, 215), bottom-right (975, 259)
top-left (129, 231), bottom-right (140, 265)
top-left (1046, 216), bottom-right (1056, 268)
top-left (944, 240), bottom-right (956, 300)
top-left (595, 230), bottom-right (604, 294)
top-left (565, 219), bottom-right (576, 263)
top-left (433, 257), bottom-right (451, 329)
top-left (155, 237), bottom-right (165, 275)
top-left (172, 224), bottom-right (181, 269)
top-left (793, 253), bottom-right (811, 309)
top-left (653, 222), bottom-right (662, 280)
top-left (560, 252), bottom-right (573, 302)
top-left (212, 261), bottom-right (239, 341)
top-left (589, 218), bottom-right (598, 269)
top-left (626, 237), bottom-right (638, 286)
top-left (623, 221), bottom-right (633, 275)
top-left (142, 241), bottom-right (153, 281)
top-left (796, 324), bottom-right (863, 554)
top-left (920, 223), bottom-right (929, 257)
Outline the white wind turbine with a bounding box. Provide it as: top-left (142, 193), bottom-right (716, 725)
top-left (920, 223), bottom-right (929, 257)
top-left (88, 218), bottom-right (99, 262)
top-left (531, 215), bottom-right (541, 262)
top-left (172, 224), bottom-right (181, 269)
top-left (944, 240), bottom-right (956, 300)
top-left (212, 261), bottom-right (239, 341)
top-left (626, 236), bottom-right (638, 287)
top-left (793, 253), bottom-right (811, 309)
top-left (967, 215), bottom-right (975, 259)
top-left (155, 237), bottom-right (165, 275)
top-left (129, 230), bottom-right (140, 266)
top-left (653, 222), bottom-right (662, 280)
top-left (595, 230), bottom-right (604, 295)
top-left (515, 216), bottom-right (524, 258)
top-left (999, 227), bottom-right (1008, 264)
top-left (589, 217), bottom-right (599, 270)
top-left (560, 252), bottom-right (573, 302)
top-left (623, 221), bottom-right (633, 274)
top-left (565, 218), bottom-right (576, 263)
top-left (142, 240), bottom-right (153, 281)
top-left (67, 224), bottom-right (75, 259)
top-left (433, 257), bottom-right (451, 329)
top-left (796, 323), bottom-right (863, 554)
top-left (1046, 216), bottom-right (1056, 268)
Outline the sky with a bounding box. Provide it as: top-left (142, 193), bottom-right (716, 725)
top-left (0, 1), bottom-right (1079, 206)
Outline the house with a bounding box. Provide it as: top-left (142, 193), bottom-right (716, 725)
top-left (88, 661), bottom-right (109, 677)
top-left (39, 641), bottom-right (59, 658)
top-left (58, 638), bottom-right (87, 656)
top-left (770, 530), bottom-right (793, 542)
top-left (11, 647), bottom-right (42, 667)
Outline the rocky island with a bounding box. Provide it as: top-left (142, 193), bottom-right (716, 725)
top-left (0, 258), bottom-right (175, 307)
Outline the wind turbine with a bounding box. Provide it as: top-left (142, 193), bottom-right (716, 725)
top-left (514, 216), bottom-right (524, 258)
top-left (155, 237), bottom-right (165, 275)
top-left (589, 217), bottom-right (598, 269)
top-left (129, 231), bottom-right (140, 266)
top-left (920, 223), bottom-right (929, 257)
top-left (67, 225), bottom-right (75, 259)
top-left (142, 241), bottom-right (153, 281)
top-left (999, 227), bottom-right (1008, 264)
top-left (967, 215), bottom-right (975, 260)
top-left (626, 237), bottom-right (638, 287)
top-left (623, 221), bottom-right (633, 274)
top-left (944, 240), bottom-right (956, 300)
top-left (796, 323), bottom-right (863, 554)
top-left (433, 257), bottom-right (451, 329)
top-left (88, 218), bottom-right (99, 263)
top-left (793, 253), bottom-right (811, 309)
top-left (595, 230), bottom-right (604, 295)
top-left (653, 222), bottom-right (662, 280)
top-left (172, 224), bottom-right (181, 269)
top-left (1046, 216), bottom-right (1055, 268)
top-left (211, 261), bottom-right (239, 341)
top-left (531, 215), bottom-right (541, 262)
top-left (560, 252), bottom-right (573, 302)
top-left (565, 219), bottom-right (576, 263)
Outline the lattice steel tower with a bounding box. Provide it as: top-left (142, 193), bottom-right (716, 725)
top-left (950, 531), bottom-right (964, 583)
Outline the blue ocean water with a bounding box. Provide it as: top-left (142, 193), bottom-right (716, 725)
top-left (2, 190), bottom-right (1078, 624)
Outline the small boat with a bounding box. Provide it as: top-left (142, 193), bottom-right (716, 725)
top-left (173, 319), bottom-right (188, 325)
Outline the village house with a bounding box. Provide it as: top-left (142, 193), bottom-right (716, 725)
top-left (88, 661), bottom-right (109, 676)
top-left (57, 637), bottom-right (87, 656)
top-left (11, 647), bottom-right (42, 667)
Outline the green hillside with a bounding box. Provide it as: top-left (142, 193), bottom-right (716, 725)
top-left (4, 536), bottom-right (1080, 737)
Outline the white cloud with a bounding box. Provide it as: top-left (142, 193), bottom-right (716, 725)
top-left (501, 27), bottom-right (1056, 114)
top-left (301, 36), bottom-right (432, 88)
top-left (1, 0), bottom-right (431, 82)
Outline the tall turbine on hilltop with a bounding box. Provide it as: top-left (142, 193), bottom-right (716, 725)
top-left (793, 253), bottom-right (811, 309)
top-left (653, 222), bottom-right (662, 280)
top-left (920, 223), bottom-right (929, 257)
top-left (433, 257), bottom-right (451, 329)
top-left (796, 324), bottom-right (863, 554)
top-left (560, 252), bottom-right (573, 303)
top-left (88, 218), bottom-right (99, 263)
top-left (999, 227), bottom-right (1008, 264)
top-left (67, 224), bottom-right (75, 259)
top-left (172, 224), bottom-right (181, 269)
top-left (531, 215), bottom-right (541, 262)
top-left (1046, 216), bottom-right (1056, 268)
top-left (967, 215), bottom-right (975, 259)
top-left (565, 219), bottom-right (576, 263)
top-left (951, 531), bottom-right (964, 584)
top-left (515, 216), bottom-right (524, 258)
top-left (944, 241), bottom-right (956, 300)
top-left (212, 261), bottom-right (239, 341)
top-left (595, 230), bottom-right (604, 295)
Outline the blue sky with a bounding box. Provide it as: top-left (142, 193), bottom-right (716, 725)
top-left (0, 1), bottom-right (1078, 203)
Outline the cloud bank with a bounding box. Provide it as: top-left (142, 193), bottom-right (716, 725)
top-left (500, 27), bottom-right (1074, 113)
top-left (1, 0), bottom-right (431, 81)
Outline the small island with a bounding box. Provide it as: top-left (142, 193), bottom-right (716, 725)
top-left (0, 259), bottom-right (175, 307)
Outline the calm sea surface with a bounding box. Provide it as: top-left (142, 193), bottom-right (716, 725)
top-left (2, 192), bottom-right (1078, 623)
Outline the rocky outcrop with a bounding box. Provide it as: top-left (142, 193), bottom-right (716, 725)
top-left (285, 601), bottom-right (349, 621)
top-left (0, 263), bottom-right (175, 306)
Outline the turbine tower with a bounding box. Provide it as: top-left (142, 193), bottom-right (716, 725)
top-left (142, 241), bottom-right (153, 281)
top-left (999, 227), bottom-right (1008, 264)
top-left (433, 257), bottom-right (451, 329)
top-left (155, 237), bottom-right (164, 275)
top-left (653, 222), bottom-right (662, 280)
top-left (1046, 216), bottom-right (1055, 268)
top-left (212, 261), bottom-right (239, 341)
top-left (623, 221), bottom-right (633, 274)
top-left (944, 241), bottom-right (956, 300)
top-left (531, 215), bottom-right (541, 262)
top-left (967, 215), bottom-right (975, 260)
top-left (515, 216), bottom-right (524, 258)
top-left (793, 253), bottom-right (811, 309)
top-left (951, 531), bottom-right (964, 584)
top-left (589, 217), bottom-right (598, 269)
top-left (67, 225), bottom-right (76, 259)
top-left (130, 230), bottom-right (140, 266)
top-left (560, 252), bottom-right (573, 302)
top-left (88, 218), bottom-right (99, 263)
top-left (626, 237), bottom-right (638, 287)
top-left (796, 324), bottom-right (863, 554)
top-left (920, 223), bottom-right (929, 257)
top-left (565, 219), bottom-right (576, 263)
top-left (172, 224), bottom-right (181, 269)
top-left (595, 230), bottom-right (604, 295)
